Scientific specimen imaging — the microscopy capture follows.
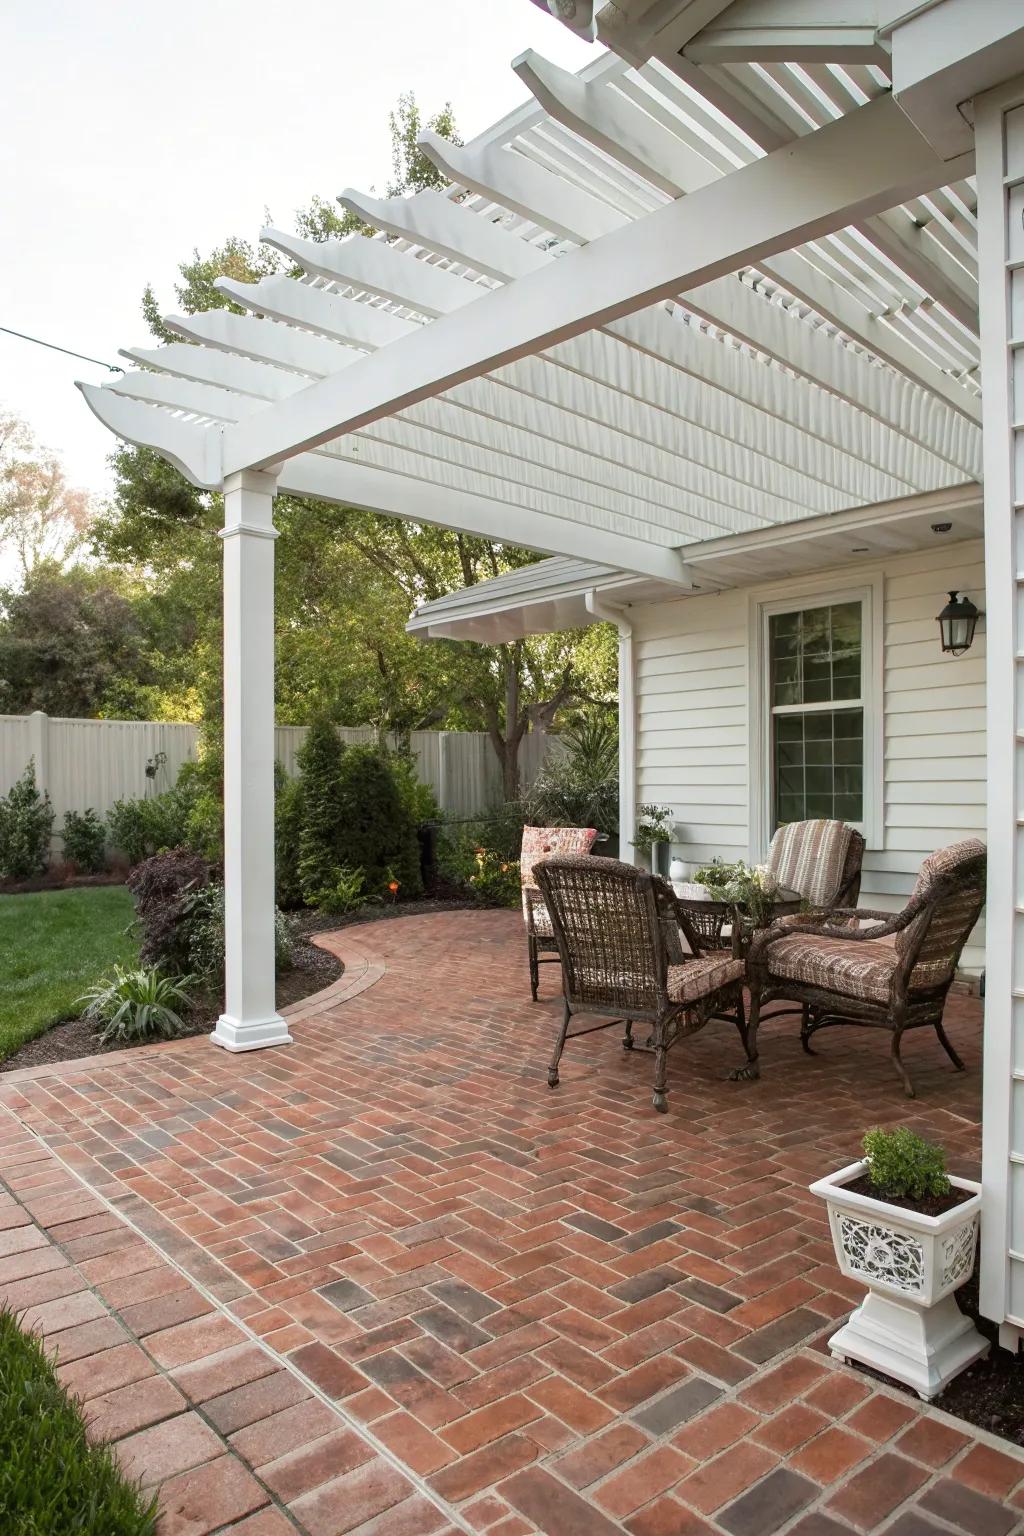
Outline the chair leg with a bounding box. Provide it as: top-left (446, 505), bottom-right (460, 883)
top-left (548, 999), bottom-right (571, 1088)
top-left (891, 1026), bottom-right (915, 1099)
top-left (935, 1020), bottom-right (965, 1072)
top-left (799, 1002), bottom-right (814, 1054)
top-left (652, 1018), bottom-right (669, 1113)
top-left (729, 988), bottom-right (761, 1082)
top-left (732, 992), bottom-right (748, 1054)
top-left (623, 1018), bottom-right (634, 1051)
top-left (528, 935), bottom-right (540, 1002)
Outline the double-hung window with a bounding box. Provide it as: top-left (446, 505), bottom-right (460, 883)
top-left (768, 600), bottom-right (864, 830)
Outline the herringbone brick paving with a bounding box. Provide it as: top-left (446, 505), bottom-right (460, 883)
top-left (1, 908), bottom-right (1021, 1535)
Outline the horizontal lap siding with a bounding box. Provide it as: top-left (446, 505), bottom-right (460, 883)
top-left (878, 539), bottom-right (986, 970)
top-left (632, 540), bottom-right (986, 972)
top-left (635, 592), bottom-right (749, 867)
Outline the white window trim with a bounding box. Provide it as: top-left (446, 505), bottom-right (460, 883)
top-left (747, 573), bottom-right (884, 860)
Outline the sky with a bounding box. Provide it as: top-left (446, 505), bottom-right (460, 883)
top-left (0, 0), bottom-right (596, 502)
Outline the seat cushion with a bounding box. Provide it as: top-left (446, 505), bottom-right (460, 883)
top-left (529, 898), bottom-right (554, 938)
top-left (767, 933), bottom-right (896, 1004)
top-left (667, 955), bottom-right (745, 1004)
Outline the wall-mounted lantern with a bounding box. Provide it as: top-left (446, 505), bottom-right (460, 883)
top-left (936, 591), bottom-right (980, 656)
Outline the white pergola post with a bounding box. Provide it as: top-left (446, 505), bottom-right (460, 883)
top-left (211, 469), bottom-right (292, 1053)
top-left (586, 592), bottom-right (637, 865)
top-left (977, 75), bottom-right (1024, 1346)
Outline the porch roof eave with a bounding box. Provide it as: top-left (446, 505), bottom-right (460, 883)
top-left (406, 481), bottom-right (983, 644)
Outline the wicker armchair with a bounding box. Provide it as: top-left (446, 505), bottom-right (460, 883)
top-left (674, 821), bottom-right (863, 957)
top-left (520, 825), bottom-right (598, 999)
top-left (743, 839), bottom-right (986, 1097)
top-left (534, 856), bottom-right (747, 1113)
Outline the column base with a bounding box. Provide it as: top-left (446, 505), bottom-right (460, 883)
top-left (828, 1290), bottom-right (988, 1401)
top-left (210, 1013), bottom-right (293, 1052)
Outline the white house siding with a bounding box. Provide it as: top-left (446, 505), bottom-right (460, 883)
top-left (634, 537), bottom-right (986, 971)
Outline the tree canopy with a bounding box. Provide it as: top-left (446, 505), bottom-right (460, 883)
top-left (4, 94), bottom-right (616, 792)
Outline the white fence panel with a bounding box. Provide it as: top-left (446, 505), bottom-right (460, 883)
top-left (0, 715), bottom-right (554, 854)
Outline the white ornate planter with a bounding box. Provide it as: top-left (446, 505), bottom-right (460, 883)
top-left (810, 1160), bottom-right (988, 1401)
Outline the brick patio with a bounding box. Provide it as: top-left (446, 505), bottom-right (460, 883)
top-left (1, 908), bottom-right (1021, 1535)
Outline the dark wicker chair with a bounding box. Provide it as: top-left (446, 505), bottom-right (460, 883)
top-left (743, 838), bottom-right (986, 1097)
top-left (534, 855), bottom-right (747, 1113)
top-left (520, 825), bottom-right (598, 1000)
top-left (674, 820), bottom-right (864, 957)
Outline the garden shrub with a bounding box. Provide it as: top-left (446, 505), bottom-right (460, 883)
top-left (126, 849), bottom-right (211, 971)
top-left (107, 792), bottom-right (186, 868)
top-left (0, 760), bottom-right (53, 879)
top-left (182, 881), bottom-right (295, 985)
top-left (862, 1126), bottom-right (952, 1203)
top-left (335, 744), bottom-right (422, 898)
top-left (296, 716), bottom-right (347, 902)
top-left (106, 759), bottom-right (223, 869)
top-left (62, 808), bottom-right (106, 873)
top-left (467, 849), bottom-right (520, 908)
top-left (525, 709), bottom-right (619, 834)
top-left (275, 771), bottom-right (305, 909)
top-left (307, 865), bottom-right (366, 916)
top-left (388, 747), bottom-right (440, 825)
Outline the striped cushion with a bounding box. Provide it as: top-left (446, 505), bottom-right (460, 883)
top-left (667, 955), bottom-right (745, 1004)
top-left (766, 820), bottom-right (854, 907)
top-left (767, 933), bottom-right (896, 1003)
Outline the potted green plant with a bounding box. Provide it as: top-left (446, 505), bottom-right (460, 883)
top-left (634, 804), bottom-right (672, 875)
top-left (692, 859), bottom-right (780, 927)
top-left (810, 1127), bottom-right (986, 1400)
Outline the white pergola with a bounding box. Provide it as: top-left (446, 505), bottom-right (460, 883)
top-left (80, 1), bottom-right (1024, 1342)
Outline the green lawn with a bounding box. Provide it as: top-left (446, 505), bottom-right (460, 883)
top-left (0, 887), bottom-right (138, 1063)
top-left (0, 1306), bottom-right (157, 1534)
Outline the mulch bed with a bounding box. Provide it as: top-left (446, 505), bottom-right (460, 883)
top-left (0, 869), bottom-right (129, 896)
top-left (0, 897), bottom-right (481, 1075)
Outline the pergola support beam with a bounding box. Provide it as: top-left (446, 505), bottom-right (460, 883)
top-left (211, 470), bottom-right (292, 1054)
top-left (223, 94), bottom-right (973, 475)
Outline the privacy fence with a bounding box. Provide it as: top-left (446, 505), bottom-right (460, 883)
top-left (0, 712), bottom-right (552, 835)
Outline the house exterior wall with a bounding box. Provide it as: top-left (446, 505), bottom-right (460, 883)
top-left (633, 537), bottom-right (986, 970)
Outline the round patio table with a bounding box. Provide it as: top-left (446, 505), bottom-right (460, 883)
top-left (671, 881), bottom-right (803, 959)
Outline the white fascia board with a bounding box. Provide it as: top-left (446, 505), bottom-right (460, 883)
top-left (684, 0), bottom-right (884, 66)
top-left (681, 480), bottom-right (981, 566)
top-left (275, 452), bottom-right (694, 585)
top-left (224, 94), bottom-right (972, 475)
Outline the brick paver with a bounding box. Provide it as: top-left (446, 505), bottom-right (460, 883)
top-left (0, 909), bottom-right (1021, 1534)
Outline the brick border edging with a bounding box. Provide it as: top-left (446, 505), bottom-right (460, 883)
top-left (0, 924), bottom-right (389, 1087)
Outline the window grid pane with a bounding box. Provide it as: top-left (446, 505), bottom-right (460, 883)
top-left (769, 602), bottom-right (862, 708)
top-left (772, 708), bottom-right (864, 827)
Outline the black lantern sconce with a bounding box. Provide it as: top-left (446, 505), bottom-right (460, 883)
top-left (936, 591), bottom-right (980, 656)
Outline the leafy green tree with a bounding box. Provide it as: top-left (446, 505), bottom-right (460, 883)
top-left (0, 564), bottom-right (155, 718)
top-left (90, 92), bottom-right (617, 794)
